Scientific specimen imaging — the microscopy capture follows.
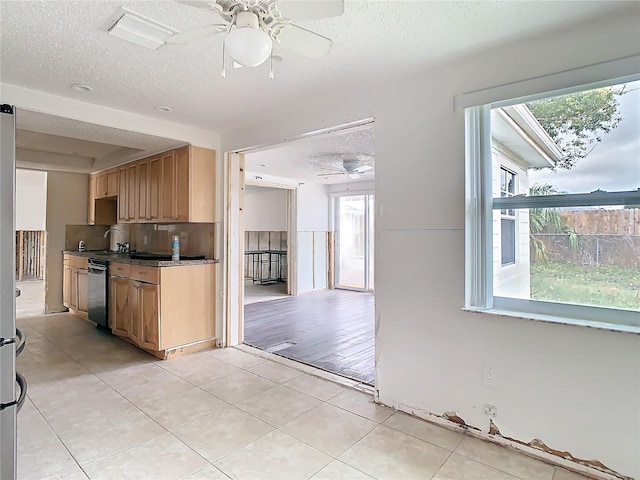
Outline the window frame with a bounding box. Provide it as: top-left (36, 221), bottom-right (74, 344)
top-left (464, 77), bottom-right (640, 331)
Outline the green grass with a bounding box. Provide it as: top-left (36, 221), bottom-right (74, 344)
top-left (530, 262), bottom-right (640, 310)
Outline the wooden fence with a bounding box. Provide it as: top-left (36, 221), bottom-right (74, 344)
top-left (563, 208), bottom-right (640, 235)
top-left (16, 230), bottom-right (46, 280)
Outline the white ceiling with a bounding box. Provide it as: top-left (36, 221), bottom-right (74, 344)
top-left (244, 122), bottom-right (374, 184)
top-left (14, 110), bottom-right (183, 173)
top-left (1, 0), bottom-right (632, 134)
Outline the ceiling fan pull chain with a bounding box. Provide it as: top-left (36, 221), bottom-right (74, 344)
top-left (221, 41), bottom-right (226, 78)
top-left (269, 53), bottom-right (274, 79)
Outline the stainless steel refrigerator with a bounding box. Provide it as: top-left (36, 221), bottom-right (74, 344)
top-left (0, 103), bottom-right (17, 479)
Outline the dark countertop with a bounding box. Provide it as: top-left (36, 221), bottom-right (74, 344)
top-left (63, 251), bottom-right (217, 267)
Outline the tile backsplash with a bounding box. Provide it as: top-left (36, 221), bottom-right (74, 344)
top-left (117, 223), bottom-right (216, 259)
top-left (65, 225), bottom-right (110, 251)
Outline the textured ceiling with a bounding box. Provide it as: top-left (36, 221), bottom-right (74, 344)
top-left (15, 110), bottom-right (183, 172)
top-left (244, 123), bottom-right (374, 184)
top-left (1, 0), bottom-right (632, 134)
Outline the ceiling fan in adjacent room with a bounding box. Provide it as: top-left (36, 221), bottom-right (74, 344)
top-left (167, 0), bottom-right (344, 68)
top-left (313, 156), bottom-right (375, 180)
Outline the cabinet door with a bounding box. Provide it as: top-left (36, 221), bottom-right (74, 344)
top-left (63, 264), bottom-right (72, 307)
top-left (106, 169), bottom-right (118, 197)
top-left (137, 160), bottom-right (149, 222)
top-left (88, 175), bottom-right (96, 225)
top-left (128, 281), bottom-right (141, 345)
top-left (148, 156), bottom-right (161, 222)
top-left (175, 147), bottom-right (190, 222)
top-left (118, 167), bottom-right (128, 223)
top-left (77, 268), bottom-right (88, 314)
top-left (127, 163), bottom-right (137, 222)
top-left (110, 276), bottom-right (130, 337)
top-left (138, 282), bottom-right (160, 351)
top-left (96, 172), bottom-right (107, 198)
top-left (70, 267), bottom-right (79, 310)
top-left (161, 151), bottom-right (176, 221)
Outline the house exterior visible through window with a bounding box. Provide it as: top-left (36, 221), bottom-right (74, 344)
top-left (465, 76), bottom-right (640, 329)
top-left (500, 167), bottom-right (517, 266)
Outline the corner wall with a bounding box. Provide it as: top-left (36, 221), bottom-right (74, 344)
top-left (45, 172), bottom-right (88, 313)
top-left (221, 7), bottom-right (640, 478)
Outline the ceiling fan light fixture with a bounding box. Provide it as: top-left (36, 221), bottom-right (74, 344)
top-left (225, 11), bottom-right (272, 67)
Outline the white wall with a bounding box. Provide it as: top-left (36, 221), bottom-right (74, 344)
top-left (222, 7), bottom-right (640, 478)
top-left (16, 169), bottom-right (47, 230)
top-left (244, 185), bottom-right (288, 232)
top-left (45, 172), bottom-right (88, 313)
top-left (297, 183), bottom-right (329, 232)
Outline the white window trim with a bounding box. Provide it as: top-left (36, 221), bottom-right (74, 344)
top-left (464, 75), bottom-right (640, 332)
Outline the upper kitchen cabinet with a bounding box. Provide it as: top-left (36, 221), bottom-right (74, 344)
top-left (95, 168), bottom-right (118, 198)
top-left (147, 145), bottom-right (217, 223)
top-left (94, 145), bottom-right (217, 225)
top-left (88, 174), bottom-right (117, 225)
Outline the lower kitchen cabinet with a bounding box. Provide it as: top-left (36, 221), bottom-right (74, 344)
top-left (108, 262), bottom-right (215, 356)
top-left (63, 254), bottom-right (89, 319)
top-left (110, 275), bottom-right (130, 337)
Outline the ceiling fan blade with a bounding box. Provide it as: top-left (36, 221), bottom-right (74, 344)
top-left (317, 172), bottom-right (344, 177)
top-left (276, 0), bottom-right (344, 21)
top-left (165, 24), bottom-right (226, 44)
top-left (275, 24), bottom-right (332, 59)
top-left (348, 173), bottom-right (361, 180)
top-left (354, 165), bottom-right (374, 173)
top-left (176, 1), bottom-right (223, 12)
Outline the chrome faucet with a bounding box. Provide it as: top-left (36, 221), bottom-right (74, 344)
top-left (104, 228), bottom-right (128, 252)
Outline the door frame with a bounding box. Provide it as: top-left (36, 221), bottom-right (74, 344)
top-left (222, 119), bottom-right (375, 347)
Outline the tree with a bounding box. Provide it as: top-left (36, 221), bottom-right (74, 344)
top-left (529, 184), bottom-right (577, 263)
top-left (526, 87), bottom-right (624, 169)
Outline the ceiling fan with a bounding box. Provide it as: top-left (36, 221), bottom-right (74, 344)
top-left (167, 0), bottom-right (344, 68)
top-left (315, 157), bottom-right (375, 180)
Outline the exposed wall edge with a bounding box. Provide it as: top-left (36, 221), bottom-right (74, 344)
top-left (381, 400), bottom-right (631, 480)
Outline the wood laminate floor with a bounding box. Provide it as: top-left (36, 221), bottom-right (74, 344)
top-left (244, 289), bottom-right (375, 385)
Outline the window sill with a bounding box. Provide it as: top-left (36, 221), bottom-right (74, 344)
top-left (462, 306), bottom-right (640, 335)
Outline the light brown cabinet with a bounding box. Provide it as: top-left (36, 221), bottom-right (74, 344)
top-left (90, 145), bottom-right (217, 225)
top-left (88, 174), bottom-right (117, 225)
top-left (63, 255), bottom-right (89, 319)
top-left (109, 262), bottom-right (160, 351)
top-left (109, 275), bottom-right (130, 337)
top-left (117, 167), bottom-right (128, 223)
top-left (95, 169), bottom-right (118, 199)
top-left (107, 261), bottom-right (216, 356)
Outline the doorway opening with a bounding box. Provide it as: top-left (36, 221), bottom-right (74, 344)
top-left (229, 120), bottom-right (376, 385)
top-left (15, 168), bottom-right (47, 318)
top-left (243, 185), bottom-right (292, 305)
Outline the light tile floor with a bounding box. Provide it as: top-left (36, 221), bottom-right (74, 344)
top-left (16, 313), bottom-right (596, 480)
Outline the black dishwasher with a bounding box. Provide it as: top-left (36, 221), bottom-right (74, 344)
top-left (88, 258), bottom-right (110, 331)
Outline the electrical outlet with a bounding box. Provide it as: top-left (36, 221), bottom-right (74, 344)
top-left (484, 404), bottom-right (497, 417)
top-left (143, 235), bottom-right (148, 246)
top-left (483, 365), bottom-right (495, 389)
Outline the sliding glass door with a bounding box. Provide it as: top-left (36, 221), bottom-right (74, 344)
top-left (336, 194), bottom-right (374, 291)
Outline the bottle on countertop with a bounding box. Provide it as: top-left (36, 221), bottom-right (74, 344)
top-left (78, 240), bottom-right (85, 252)
top-left (171, 235), bottom-right (180, 261)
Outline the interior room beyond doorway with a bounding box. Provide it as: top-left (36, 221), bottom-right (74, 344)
top-left (240, 122), bottom-right (375, 385)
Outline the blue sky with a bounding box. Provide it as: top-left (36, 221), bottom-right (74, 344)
top-left (528, 80), bottom-right (639, 194)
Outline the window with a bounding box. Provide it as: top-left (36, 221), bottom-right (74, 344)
top-left (465, 77), bottom-right (640, 330)
top-left (500, 167), bottom-right (517, 266)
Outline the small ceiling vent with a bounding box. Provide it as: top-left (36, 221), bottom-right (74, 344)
top-left (107, 8), bottom-right (177, 50)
